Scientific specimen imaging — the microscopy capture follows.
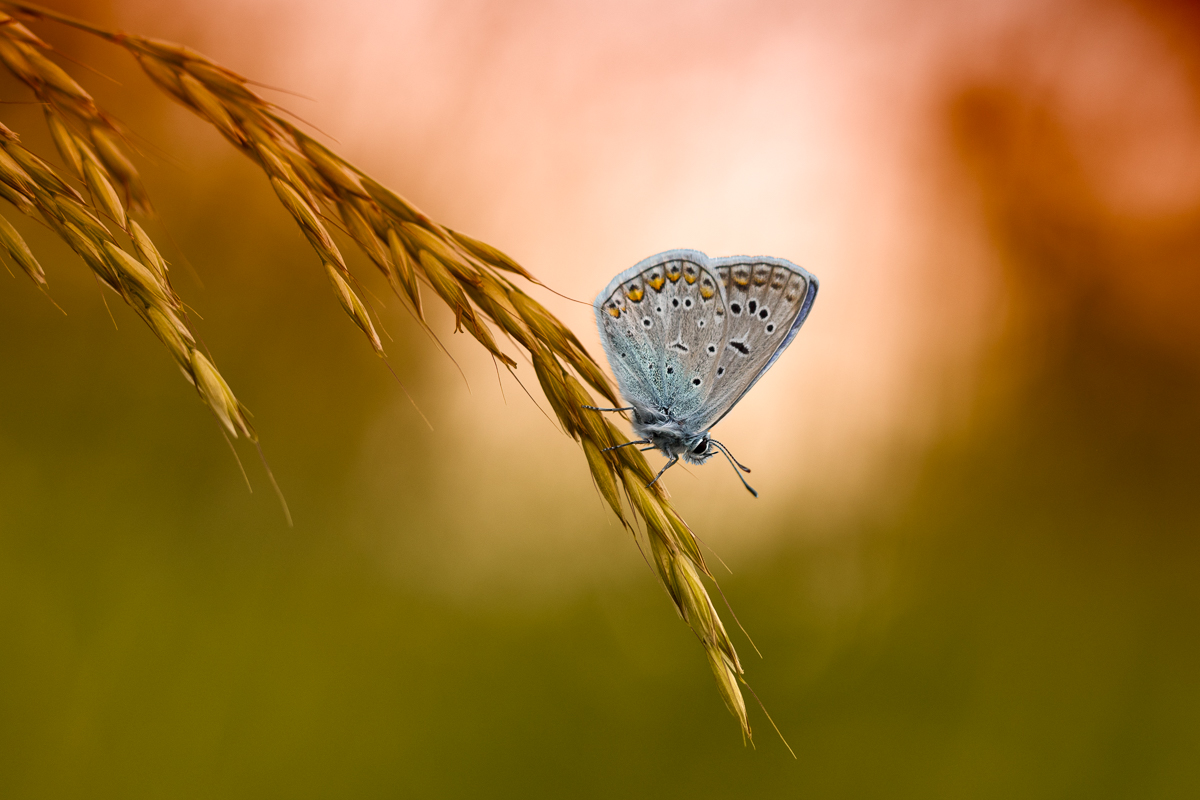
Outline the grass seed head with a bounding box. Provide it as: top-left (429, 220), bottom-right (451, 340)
top-left (54, 219), bottom-right (118, 290)
top-left (385, 227), bottom-right (423, 318)
top-left (146, 306), bottom-right (193, 366)
top-left (6, 142), bottom-right (81, 201)
top-left (20, 44), bottom-right (93, 104)
top-left (361, 176), bottom-right (425, 225)
top-left (447, 228), bottom-right (535, 281)
top-left (89, 126), bottom-right (148, 213)
top-left (183, 60), bottom-right (256, 102)
top-left (82, 157), bottom-right (126, 228)
top-left (463, 274), bottom-right (535, 352)
top-left (280, 147), bottom-right (335, 203)
top-left (582, 437), bottom-right (625, 523)
top-left (0, 13), bottom-right (48, 48)
top-left (0, 179), bottom-right (36, 216)
top-left (102, 240), bottom-right (170, 306)
top-left (401, 222), bottom-right (480, 287)
top-left (134, 54), bottom-right (188, 102)
top-left (177, 70), bottom-right (245, 145)
top-left (190, 349), bottom-right (253, 439)
top-left (627, 480), bottom-right (673, 548)
top-left (614, 437), bottom-right (656, 485)
top-left (0, 145), bottom-right (35, 195)
top-left (55, 197), bottom-right (110, 240)
top-left (340, 201), bottom-right (391, 274)
top-left (706, 649), bottom-right (750, 736)
top-left (509, 290), bottom-right (580, 363)
top-left (297, 134), bottom-right (366, 197)
top-left (0, 37), bottom-right (39, 85)
top-left (270, 177), bottom-right (344, 269)
top-left (563, 373), bottom-right (616, 447)
top-left (661, 504), bottom-right (709, 578)
top-left (129, 220), bottom-right (167, 279)
top-left (417, 249), bottom-right (474, 332)
top-left (44, 110), bottom-right (82, 178)
top-left (324, 261), bottom-right (383, 353)
top-left (531, 346), bottom-right (579, 436)
top-left (0, 210), bottom-right (43, 284)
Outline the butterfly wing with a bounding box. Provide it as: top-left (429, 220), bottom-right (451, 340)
top-left (683, 254), bottom-right (818, 431)
top-left (594, 250), bottom-right (729, 418)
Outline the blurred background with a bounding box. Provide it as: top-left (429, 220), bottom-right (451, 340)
top-left (1, 0), bottom-right (1199, 796)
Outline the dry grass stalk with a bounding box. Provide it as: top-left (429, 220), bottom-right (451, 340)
top-left (0, 1), bottom-right (754, 738)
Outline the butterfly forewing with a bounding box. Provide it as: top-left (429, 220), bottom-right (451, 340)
top-left (686, 257), bottom-right (817, 430)
top-left (595, 251), bottom-right (728, 417)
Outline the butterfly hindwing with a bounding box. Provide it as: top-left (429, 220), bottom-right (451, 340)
top-left (594, 250), bottom-right (728, 418)
top-left (685, 256), bottom-right (818, 430)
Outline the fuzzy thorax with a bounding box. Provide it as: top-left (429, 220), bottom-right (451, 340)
top-left (631, 407), bottom-right (714, 465)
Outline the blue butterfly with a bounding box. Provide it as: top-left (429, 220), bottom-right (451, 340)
top-left (589, 250), bottom-right (818, 496)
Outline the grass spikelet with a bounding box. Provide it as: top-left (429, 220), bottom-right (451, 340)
top-left (0, 179), bottom-right (34, 215)
top-left (661, 504), bottom-right (711, 578)
top-left (102, 240), bottom-right (169, 305)
top-left (530, 346), bottom-right (580, 436)
top-left (0, 210), bottom-right (43, 283)
top-left (296, 133), bottom-right (365, 197)
top-left (706, 648), bottom-right (750, 731)
top-left (324, 261), bottom-right (383, 354)
top-left (0, 11), bottom-right (46, 47)
top-left (339, 201), bottom-right (391, 273)
top-left (82, 156), bottom-right (125, 228)
top-left (88, 125), bottom-right (149, 213)
top-left (400, 222), bottom-right (480, 287)
top-left (55, 196), bottom-right (109, 240)
top-left (177, 70), bottom-right (245, 145)
top-left (386, 227), bottom-right (422, 317)
top-left (19, 43), bottom-right (89, 101)
top-left (446, 227), bottom-right (535, 281)
top-left (0, 145), bottom-right (35, 195)
top-left (0, 36), bottom-right (38, 84)
top-left (359, 175), bottom-right (425, 225)
top-left (190, 349), bottom-right (254, 439)
top-left (613, 436), bottom-right (657, 486)
top-left (417, 249), bottom-right (474, 332)
top-left (582, 438), bottom-right (624, 521)
top-left (133, 53), bottom-right (186, 101)
top-left (270, 176), bottom-right (344, 269)
top-left (44, 109), bottom-right (81, 177)
top-left (5, 141), bottom-right (79, 200)
top-left (130, 220), bottom-right (167, 279)
top-left (146, 306), bottom-right (193, 366)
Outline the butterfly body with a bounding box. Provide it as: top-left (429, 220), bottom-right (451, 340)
top-left (592, 249), bottom-right (818, 492)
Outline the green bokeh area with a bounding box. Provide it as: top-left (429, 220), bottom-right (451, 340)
top-left (3, 17), bottom-right (1200, 800)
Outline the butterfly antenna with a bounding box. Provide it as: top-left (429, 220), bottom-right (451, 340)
top-left (581, 405), bottom-right (634, 413)
top-left (710, 439), bottom-right (752, 473)
top-left (711, 440), bottom-right (758, 497)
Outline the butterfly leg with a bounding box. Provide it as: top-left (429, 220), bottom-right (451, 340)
top-left (601, 439), bottom-right (649, 453)
top-left (582, 405), bottom-right (635, 412)
top-left (646, 455), bottom-right (679, 490)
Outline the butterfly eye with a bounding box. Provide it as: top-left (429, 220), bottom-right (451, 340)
top-left (692, 440), bottom-right (708, 455)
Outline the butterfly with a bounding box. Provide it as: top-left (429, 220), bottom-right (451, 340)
top-left (589, 249), bottom-right (818, 496)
